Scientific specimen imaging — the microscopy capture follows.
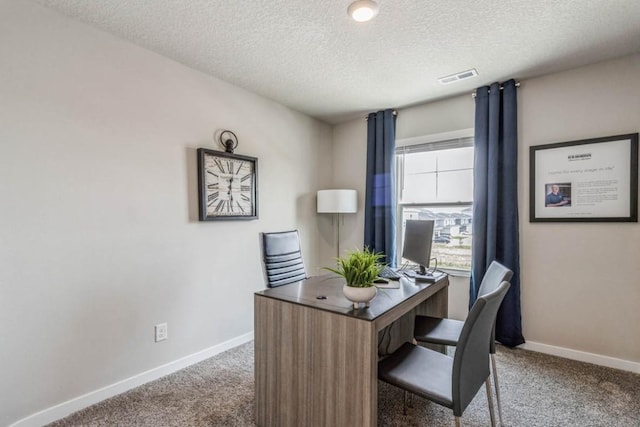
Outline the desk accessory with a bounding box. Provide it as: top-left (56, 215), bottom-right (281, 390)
top-left (197, 131), bottom-right (258, 220)
top-left (324, 248), bottom-right (383, 309)
top-left (375, 279), bottom-right (401, 289)
top-left (404, 269), bottom-right (447, 284)
top-left (403, 269), bottom-right (435, 283)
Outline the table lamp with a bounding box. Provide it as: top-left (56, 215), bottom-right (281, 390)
top-left (317, 189), bottom-right (357, 258)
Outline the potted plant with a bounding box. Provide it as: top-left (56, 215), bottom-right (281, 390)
top-left (325, 248), bottom-right (384, 309)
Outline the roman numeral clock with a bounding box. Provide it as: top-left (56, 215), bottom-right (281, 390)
top-left (197, 147), bottom-right (258, 221)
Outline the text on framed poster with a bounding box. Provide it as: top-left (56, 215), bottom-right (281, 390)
top-left (529, 133), bottom-right (638, 222)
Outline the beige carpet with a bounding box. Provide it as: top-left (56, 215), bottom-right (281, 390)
top-left (48, 342), bottom-right (640, 426)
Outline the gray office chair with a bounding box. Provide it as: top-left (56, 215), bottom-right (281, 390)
top-left (413, 260), bottom-right (513, 426)
top-left (379, 280), bottom-right (511, 427)
top-left (261, 230), bottom-right (307, 287)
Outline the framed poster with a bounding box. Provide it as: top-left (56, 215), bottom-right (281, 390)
top-left (197, 148), bottom-right (258, 221)
top-left (530, 133), bottom-right (638, 222)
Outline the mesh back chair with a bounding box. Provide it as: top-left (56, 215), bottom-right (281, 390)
top-left (413, 260), bottom-right (513, 426)
top-left (379, 281), bottom-right (511, 427)
top-left (262, 230), bottom-right (307, 288)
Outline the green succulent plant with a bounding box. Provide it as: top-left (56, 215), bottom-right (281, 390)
top-left (324, 248), bottom-right (385, 288)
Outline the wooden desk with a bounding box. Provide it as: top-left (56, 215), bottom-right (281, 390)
top-left (254, 274), bottom-right (449, 427)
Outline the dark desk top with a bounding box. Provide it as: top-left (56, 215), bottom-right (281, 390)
top-left (255, 273), bottom-right (448, 321)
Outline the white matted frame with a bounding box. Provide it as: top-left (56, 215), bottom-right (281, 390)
top-left (530, 133), bottom-right (638, 222)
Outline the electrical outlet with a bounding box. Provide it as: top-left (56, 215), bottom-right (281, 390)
top-left (155, 323), bottom-right (168, 342)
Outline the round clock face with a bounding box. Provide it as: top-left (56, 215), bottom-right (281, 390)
top-left (198, 149), bottom-right (257, 220)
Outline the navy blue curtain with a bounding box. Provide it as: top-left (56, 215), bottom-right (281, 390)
top-left (471, 79), bottom-right (524, 347)
top-left (364, 109), bottom-right (396, 266)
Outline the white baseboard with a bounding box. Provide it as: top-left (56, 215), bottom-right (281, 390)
top-left (10, 332), bottom-right (254, 427)
top-left (519, 341), bottom-right (640, 374)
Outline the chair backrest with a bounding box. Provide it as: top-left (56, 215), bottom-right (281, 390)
top-left (477, 260), bottom-right (513, 297)
top-left (262, 230), bottom-right (307, 288)
top-left (476, 260), bottom-right (513, 353)
top-left (452, 280), bottom-right (511, 417)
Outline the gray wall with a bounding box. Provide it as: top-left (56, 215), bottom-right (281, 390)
top-left (331, 53), bottom-right (640, 366)
top-left (2, 1), bottom-right (638, 424)
top-left (519, 54), bottom-right (640, 362)
top-left (0, 1), bottom-right (332, 425)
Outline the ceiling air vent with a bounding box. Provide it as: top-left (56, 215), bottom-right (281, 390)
top-left (438, 68), bottom-right (478, 85)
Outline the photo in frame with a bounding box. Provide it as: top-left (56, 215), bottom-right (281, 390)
top-left (529, 133), bottom-right (638, 222)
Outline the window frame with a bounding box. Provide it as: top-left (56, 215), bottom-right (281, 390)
top-left (395, 129), bottom-right (474, 275)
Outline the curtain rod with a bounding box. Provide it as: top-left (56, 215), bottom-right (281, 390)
top-left (364, 109), bottom-right (398, 120)
top-left (472, 81), bottom-right (520, 98)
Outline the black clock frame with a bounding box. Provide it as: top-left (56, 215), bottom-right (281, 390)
top-left (197, 148), bottom-right (258, 221)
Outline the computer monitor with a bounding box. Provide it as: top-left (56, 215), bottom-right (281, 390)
top-left (402, 219), bottom-right (434, 275)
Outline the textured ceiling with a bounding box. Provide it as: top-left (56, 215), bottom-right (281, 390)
top-left (35, 0), bottom-right (640, 124)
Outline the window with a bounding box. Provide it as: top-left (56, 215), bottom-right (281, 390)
top-left (396, 134), bottom-right (474, 272)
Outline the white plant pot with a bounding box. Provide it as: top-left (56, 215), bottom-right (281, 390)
top-left (343, 284), bottom-right (377, 309)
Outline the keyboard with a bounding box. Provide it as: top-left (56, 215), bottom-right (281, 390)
top-left (379, 266), bottom-right (402, 280)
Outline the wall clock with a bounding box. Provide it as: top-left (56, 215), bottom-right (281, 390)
top-left (197, 148), bottom-right (258, 221)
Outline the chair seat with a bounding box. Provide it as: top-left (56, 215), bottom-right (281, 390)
top-left (414, 316), bottom-right (464, 346)
top-left (379, 280), bottom-right (511, 424)
top-left (378, 342), bottom-right (454, 409)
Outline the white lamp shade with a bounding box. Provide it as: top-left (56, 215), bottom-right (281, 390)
top-left (317, 189), bottom-right (357, 213)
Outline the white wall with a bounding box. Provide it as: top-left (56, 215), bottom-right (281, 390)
top-left (0, 1), bottom-right (332, 425)
top-left (332, 54), bottom-right (640, 367)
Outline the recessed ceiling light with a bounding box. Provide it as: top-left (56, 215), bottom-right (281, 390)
top-left (347, 0), bottom-right (379, 22)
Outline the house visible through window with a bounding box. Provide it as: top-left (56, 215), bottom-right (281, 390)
top-left (396, 135), bottom-right (474, 271)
